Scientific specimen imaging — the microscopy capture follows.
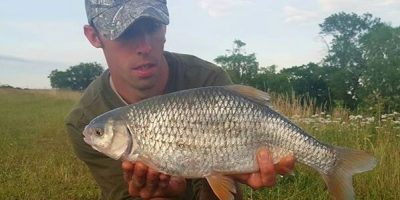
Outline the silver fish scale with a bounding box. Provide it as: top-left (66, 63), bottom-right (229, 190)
top-left (126, 87), bottom-right (337, 177)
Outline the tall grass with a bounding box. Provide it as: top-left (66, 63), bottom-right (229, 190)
top-left (0, 89), bottom-right (398, 199)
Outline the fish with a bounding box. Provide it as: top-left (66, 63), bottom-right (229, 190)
top-left (83, 85), bottom-right (377, 200)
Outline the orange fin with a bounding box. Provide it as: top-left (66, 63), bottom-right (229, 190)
top-left (320, 146), bottom-right (377, 200)
top-left (225, 85), bottom-right (270, 106)
top-left (206, 174), bottom-right (236, 200)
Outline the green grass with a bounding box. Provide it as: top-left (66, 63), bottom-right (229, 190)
top-left (0, 89), bottom-right (99, 199)
top-left (0, 89), bottom-right (399, 199)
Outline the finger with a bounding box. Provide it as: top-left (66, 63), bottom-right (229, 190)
top-left (159, 174), bottom-right (170, 188)
top-left (122, 160), bottom-right (135, 170)
top-left (276, 154), bottom-right (296, 175)
top-left (230, 173), bottom-right (250, 184)
top-left (247, 173), bottom-right (264, 190)
top-left (146, 168), bottom-right (160, 188)
top-left (133, 162), bottom-right (148, 188)
top-left (257, 149), bottom-right (276, 187)
top-left (149, 177), bottom-right (187, 198)
top-left (139, 168), bottom-right (160, 198)
top-left (122, 161), bottom-right (135, 182)
top-left (128, 181), bottom-right (141, 197)
top-left (167, 177), bottom-right (187, 195)
top-left (123, 170), bottom-right (133, 183)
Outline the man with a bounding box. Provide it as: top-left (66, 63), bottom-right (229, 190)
top-left (65, 0), bottom-right (295, 199)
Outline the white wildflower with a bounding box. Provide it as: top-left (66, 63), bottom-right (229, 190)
top-left (366, 117), bottom-right (375, 123)
top-left (326, 114), bottom-right (331, 118)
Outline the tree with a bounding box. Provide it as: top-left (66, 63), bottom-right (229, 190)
top-left (280, 63), bottom-right (331, 109)
top-left (214, 40), bottom-right (259, 84)
top-left (319, 12), bottom-right (382, 110)
top-left (359, 24), bottom-right (400, 112)
top-left (48, 62), bottom-right (104, 90)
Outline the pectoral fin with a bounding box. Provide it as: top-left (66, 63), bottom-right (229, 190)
top-left (206, 174), bottom-right (236, 200)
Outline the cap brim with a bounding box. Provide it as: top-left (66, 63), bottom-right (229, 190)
top-left (92, 1), bottom-right (169, 40)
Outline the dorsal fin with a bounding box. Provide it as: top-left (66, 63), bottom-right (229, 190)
top-left (225, 85), bottom-right (270, 106)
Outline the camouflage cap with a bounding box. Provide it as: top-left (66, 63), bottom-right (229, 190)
top-left (85, 0), bottom-right (169, 40)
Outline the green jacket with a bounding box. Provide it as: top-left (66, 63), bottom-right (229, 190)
top-left (65, 51), bottom-right (237, 200)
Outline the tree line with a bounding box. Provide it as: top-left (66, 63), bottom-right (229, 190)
top-left (215, 12), bottom-right (400, 114)
top-left (49, 12), bottom-right (400, 114)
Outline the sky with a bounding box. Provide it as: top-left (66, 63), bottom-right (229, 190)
top-left (1, 0), bottom-right (399, 89)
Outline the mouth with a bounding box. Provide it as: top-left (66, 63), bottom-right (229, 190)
top-left (131, 63), bottom-right (157, 78)
top-left (83, 126), bottom-right (92, 145)
top-left (83, 136), bottom-right (91, 145)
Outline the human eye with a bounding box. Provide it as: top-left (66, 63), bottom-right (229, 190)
top-left (117, 27), bottom-right (142, 42)
top-left (145, 20), bottom-right (162, 34)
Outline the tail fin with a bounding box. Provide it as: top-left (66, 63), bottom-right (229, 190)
top-left (320, 146), bottom-right (377, 200)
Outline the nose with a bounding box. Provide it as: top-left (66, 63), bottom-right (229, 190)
top-left (135, 34), bottom-right (152, 55)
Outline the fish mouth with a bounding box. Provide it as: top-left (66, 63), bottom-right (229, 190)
top-left (82, 126), bottom-right (93, 145)
top-left (83, 135), bottom-right (91, 145)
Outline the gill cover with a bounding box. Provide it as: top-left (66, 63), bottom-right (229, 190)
top-left (101, 119), bottom-right (132, 160)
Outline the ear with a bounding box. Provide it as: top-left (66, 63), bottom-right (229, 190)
top-left (84, 25), bottom-right (103, 48)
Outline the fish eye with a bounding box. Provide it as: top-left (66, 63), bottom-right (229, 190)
top-left (95, 129), bottom-right (103, 137)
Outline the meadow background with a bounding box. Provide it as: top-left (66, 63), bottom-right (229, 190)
top-left (0, 88), bottom-right (399, 199)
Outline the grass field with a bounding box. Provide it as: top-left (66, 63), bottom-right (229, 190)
top-left (0, 88), bottom-right (399, 199)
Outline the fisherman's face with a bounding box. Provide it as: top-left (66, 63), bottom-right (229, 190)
top-left (99, 18), bottom-right (168, 92)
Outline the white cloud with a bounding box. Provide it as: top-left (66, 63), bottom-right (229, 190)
top-left (319, 0), bottom-right (400, 12)
top-left (375, 0), bottom-right (399, 6)
top-left (198, 0), bottom-right (253, 17)
top-left (318, 0), bottom-right (359, 12)
top-left (284, 6), bottom-right (319, 23)
top-left (284, 0), bottom-right (400, 25)
top-left (318, 0), bottom-right (400, 25)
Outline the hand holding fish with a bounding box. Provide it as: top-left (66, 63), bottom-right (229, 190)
top-left (122, 161), bottom-right (187, 199)
top-left (230, 148), bottom-right (295, 189)
top-left (121, 148), bottom-right (295, 199)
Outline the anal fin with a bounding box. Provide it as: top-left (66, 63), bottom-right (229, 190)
top-left (206, 174), bottom-right (236, 200)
